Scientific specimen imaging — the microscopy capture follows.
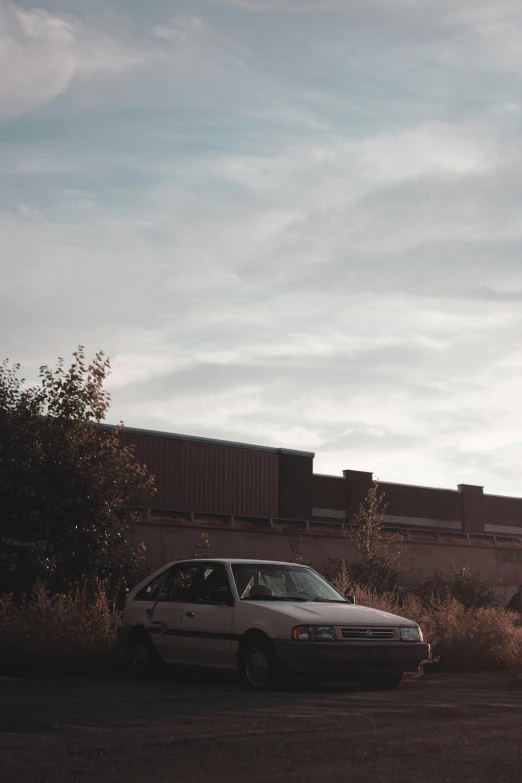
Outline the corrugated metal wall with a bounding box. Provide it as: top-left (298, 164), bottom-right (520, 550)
top-left (116, 426), bottom-right (522, 535)
top-left (120, 431), bottom-right (279, 518)
top-left (379, 482), bottom-right (463, 522)
top-left (278, 453), bottom-right (314, 520)
top-left (313, 475), bottom-right (345, 513)
top-left (483, 494), bottom-right (522, 528)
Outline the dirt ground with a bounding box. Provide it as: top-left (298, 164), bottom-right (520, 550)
top-left (1, 670), bottom-right (521, 783)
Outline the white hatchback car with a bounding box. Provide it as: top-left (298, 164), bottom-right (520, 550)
top-left (119, 559), bottom-right (429, 689)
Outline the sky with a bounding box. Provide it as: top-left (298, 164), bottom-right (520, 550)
top-left (2, 0), bottom-right (522, 495)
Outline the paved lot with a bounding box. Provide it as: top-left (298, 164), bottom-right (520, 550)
top-left (1, 671), bottom-right (521, 783)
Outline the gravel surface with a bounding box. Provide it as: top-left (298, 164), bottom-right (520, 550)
top-left (1, 671), bottom-right (521, 782)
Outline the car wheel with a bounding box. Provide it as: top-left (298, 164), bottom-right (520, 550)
top-left (128, 630), bottom-right (162, 680)
top-left (359, 672), bottom-right (403, 690)
top-left (239, 636), bottom-right (281, 690)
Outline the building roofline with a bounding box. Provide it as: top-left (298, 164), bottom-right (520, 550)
top-left (483, 493), bottom-right (522, 501)
top-left (102, 423), bottom-right (315, 458)
top-left (379, 480), bottom-right (460, 493)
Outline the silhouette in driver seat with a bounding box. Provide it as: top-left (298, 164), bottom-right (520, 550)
top-left (247, 584), bottom-right (273, 599)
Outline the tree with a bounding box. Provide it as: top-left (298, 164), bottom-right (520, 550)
top-left (344, 482), bottom-right (404, 592)
top-left (0, 348), bottom-right (155, 596)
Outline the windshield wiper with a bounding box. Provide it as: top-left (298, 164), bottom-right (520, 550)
top-left (242, 596), bottom-right (308, 602)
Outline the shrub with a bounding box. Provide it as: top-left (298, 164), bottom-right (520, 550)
top-left (288, 534), bottom-right (312, 566)
top-left (0, 580), bottom-right (121, 677)
top-left (413, 565), bottom-right (499, 610)
top-left (331, 559), bottom-right (351, 595)
top-left (332, 482), bottom-right (405, 592)
top-left (351, 584), bottom-right (425, 623)
top-left (351, 584), bottom-right (522, 672)
top-left (423, 599), bottom-right (522, 671)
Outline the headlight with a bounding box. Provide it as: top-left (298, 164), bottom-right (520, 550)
top-left (400, 626), bottom-right (422, 642)
top-left (291, 625), bottom-right (336, 641)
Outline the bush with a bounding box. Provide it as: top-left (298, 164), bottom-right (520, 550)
top-left (0, 580), bottom-right (121, 678)
top-left (344, 482), bottom-right (405, 592)
top-left (351, 584), bottom-right (522, 672)
top-left (413, 565), bottom-right (499, 610)
top-left (424, 599), bottom-right (522, 671)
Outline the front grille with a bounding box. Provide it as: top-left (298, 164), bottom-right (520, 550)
top-left (341, 628), bottom-right (394, 640)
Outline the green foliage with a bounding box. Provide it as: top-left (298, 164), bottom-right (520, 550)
top-left (0, 348), bottom-right (155, 596)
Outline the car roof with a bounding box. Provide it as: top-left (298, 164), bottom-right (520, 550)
top-left (163, 558), bottom-right (309, 568)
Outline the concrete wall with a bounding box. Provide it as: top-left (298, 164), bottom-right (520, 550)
top-left (133, 514), bottom-right (522, 590)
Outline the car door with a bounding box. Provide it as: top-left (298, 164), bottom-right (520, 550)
top-left (148, 564), bottom-right (193, 662)
top-left (178, 563), bottom-right (236, 666)
top-left (128, 566), bottom-right (171, 633)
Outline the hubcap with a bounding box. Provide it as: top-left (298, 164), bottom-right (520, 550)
top-left (245, 646), bottom-right (269, 687)
top-left (132, 640), bottom-right (149, 675)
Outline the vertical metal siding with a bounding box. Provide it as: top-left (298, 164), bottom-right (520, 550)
top-left (483, 494), bottom-right (522, 528)
top-left (121, 432), bottom-right (279, 518)
top-left (278, 453), bottom-right (314, 520)
top-left (379, 482), bottom-right (463, 522)
top-left (313, 475), bottom-right (345, 511)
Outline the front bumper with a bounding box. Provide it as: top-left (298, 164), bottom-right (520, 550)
top-left (273, 640), bottom-right (430, 676)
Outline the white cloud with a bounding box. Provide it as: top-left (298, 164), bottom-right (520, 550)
top-left (0, 1), bottom-right (143, 118)
top-left (3, 0), bottom-right (522, 495)
top-left (150, 16), bottom-right (205, 42)
top-left (212, 122), bottom-right (497, 198)
top-left (207, 0), bottom-right (516, 17)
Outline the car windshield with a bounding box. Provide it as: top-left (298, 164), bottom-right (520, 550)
top-left (231, 563), bottom-right (347, 602)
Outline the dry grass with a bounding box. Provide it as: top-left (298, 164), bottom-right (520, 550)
top-left (0, 580), bottom-right (121, 677)
top-left (1, 575), bottom-right (520, 678)
top-left (353, 585), bottom-right (522, 672)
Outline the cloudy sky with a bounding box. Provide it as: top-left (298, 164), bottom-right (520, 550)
top-left (2, 0), bottom-right (522, 494)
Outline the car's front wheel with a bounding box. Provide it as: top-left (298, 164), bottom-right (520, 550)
top-left (239, 635), bottom-right (281, 690)
top-left (359, 672), bottom-right (403, 690)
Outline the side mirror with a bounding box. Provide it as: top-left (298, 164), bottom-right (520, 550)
top-left (345, 594), bottom-right (356, 604)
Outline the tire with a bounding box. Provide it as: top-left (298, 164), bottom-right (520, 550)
top-left (127, 630), bottom-right (163, 680)
top-left (359, 672), bottom-right (403, 691)
top-left (239, 635), bottom-right (281, 690)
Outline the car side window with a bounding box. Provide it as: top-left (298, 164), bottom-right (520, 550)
top-left (134, 570), bottom-right (169, 602)
top-left (185, 564), bottom-right (234, 606)
top-left (136, 563), bottom-right (234, 605)
top-left (157, 565), bottom-right (193, 603)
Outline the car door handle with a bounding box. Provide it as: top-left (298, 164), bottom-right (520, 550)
top-left (185, 611), bottom-right (196, 618)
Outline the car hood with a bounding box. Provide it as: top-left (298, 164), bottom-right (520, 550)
top-left (251, 601), bottom-right (417, 627)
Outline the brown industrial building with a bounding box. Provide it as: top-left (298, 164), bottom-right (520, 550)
top-left (120, 426), bottom-right (522, 609)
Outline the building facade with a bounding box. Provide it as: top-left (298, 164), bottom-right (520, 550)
top-left (120, 426), bottom-right (522, 608)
